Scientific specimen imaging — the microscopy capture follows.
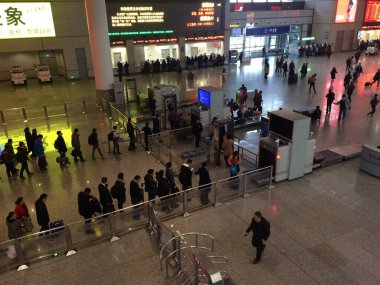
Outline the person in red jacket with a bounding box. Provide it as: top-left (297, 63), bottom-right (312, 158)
top-left (14, 197), bottom-right (30, 220)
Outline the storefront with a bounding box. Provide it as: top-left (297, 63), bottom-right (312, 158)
top-left (229, 25), bottom-right (302, 57)
top-left (358, 0), bottom-right (380, 41)
top-left (185, 36), bottom-right (224, 56)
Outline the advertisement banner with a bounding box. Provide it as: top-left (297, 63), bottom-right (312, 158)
top-left (335, 0), bottom-right (357, 23)
top-left (0, 2), bottom-right (55, 39)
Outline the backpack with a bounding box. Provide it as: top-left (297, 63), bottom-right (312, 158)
top-left (110, 185), bottom-right (117, 199)
top-left (88, 134), bottom-right (95, 145)
top-left (107, 131), bottom-right (114, 142)
top-left (263, 219), bottom-right (271, 241)
top-left (54, 139), bottom-right (59, 150)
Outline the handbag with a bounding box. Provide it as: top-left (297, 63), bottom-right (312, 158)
top-left (71, 148), bottom-right (81, 157)
top-left (20, 217), bottom-right (33, 233)
top-left (230, 164), bottom-right (240, 176)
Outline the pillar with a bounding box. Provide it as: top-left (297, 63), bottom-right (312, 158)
top-left (179, 37), bottom-right (186, 66)
top-left (126, 40), bottom-right (135, 66)
top-left (84, 0), bottom-right (114, 97)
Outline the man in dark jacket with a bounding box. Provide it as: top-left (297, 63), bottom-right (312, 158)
top-left (55, 131), bottom-right (68, 166)
top-left (16, 142), bottom-right (33, 179)
top-left (127, 118), bottom-right (136, 151)
top-left (98, 177), bottom-right (114, 214)
top-left (153, 115), bottom-right (160, 134)
top-left (111, 173), bottom-right (126, 210)
top-left (346, 81), bottom-right (355, 102)
top-left (30, 129), bottom-right (38, 158)
top-left (130, 175), bottom-right (144, 219)
top-left (142, 122), bottom-right (152, 152)
top-left (144, 169), bottom-right (157, 201)
top-left (325, 89), bottom-right (335, 113)
top-left (1, 144), bottom-right (18, 178)
top-left (244, 211), bottom-right (270, 264)
top-left (24, 127), bottom-right (33, 154)
top-left (88, 128), bottom-right (104, 160)
top-left (179, 159), bottom-right (193, 201)
top-left (78, 188), bottom-right (95, 226)
top-left (192, 120), bottom-right (203, 147)
top-left (71, 128), bottom-right (85, 162)
top-left (371, 69), bottom-right (380, 87)
top-left (195, 162), bottom-right (211, 205)
top-left (35, 193), bottom-right (50, 233)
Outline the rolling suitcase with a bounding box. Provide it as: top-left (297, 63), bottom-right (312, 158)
top-left (50, 220), bottom-right (64, 233)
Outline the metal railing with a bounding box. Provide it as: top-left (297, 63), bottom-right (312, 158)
top-left (0, 100), bottom-right (93, 125)
top-left (0, 166), bottom-right (272, 273)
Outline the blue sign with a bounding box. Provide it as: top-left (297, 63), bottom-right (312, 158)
top-left (198, 88), bottom-right (211, 108)
top-left (246, 26), bottom-right (290, 36)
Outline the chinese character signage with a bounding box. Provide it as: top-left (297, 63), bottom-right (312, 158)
top-left (0, 3), bottom-right (55, 39)
top-left (246, 26), bottom-right (290, 37)
top-left (364, 0), bottom-right (380, 24)
top-left (106, 1), bottom-right (222, 37)
top-left (335, 0), bottom-right (357, 23)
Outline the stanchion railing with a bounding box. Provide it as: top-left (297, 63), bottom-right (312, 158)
top-left (0, 166), bottom-right (272, 273)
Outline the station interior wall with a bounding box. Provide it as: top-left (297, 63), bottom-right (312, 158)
top-left (0, 0), bottom-right (93, 80)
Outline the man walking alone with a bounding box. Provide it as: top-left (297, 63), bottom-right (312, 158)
top-left (244, 211), bottom-right (270, 264)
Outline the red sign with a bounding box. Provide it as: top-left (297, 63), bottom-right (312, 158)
top-left (364, 0), bottom-right (380, 23)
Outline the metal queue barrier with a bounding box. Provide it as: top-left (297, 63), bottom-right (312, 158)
top-left (0, 166), bottom-right (272, 276)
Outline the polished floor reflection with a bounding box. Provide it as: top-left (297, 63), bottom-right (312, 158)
top-left (0, 51), bottom-right (380, 283)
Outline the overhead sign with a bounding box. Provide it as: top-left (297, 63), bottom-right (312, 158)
top-left (335, 0), bottom-right (357, 23)
top-left (364, 0), bottom-right (380, 24)
top-left (0, 3), bottom-right (55, 39)
top-left (106, 1), bottom-right (222, 37)
top-left (246, 26), bottom-right (290, 37)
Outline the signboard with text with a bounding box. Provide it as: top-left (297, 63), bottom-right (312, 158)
top-left (106, 1), bottom-right (222, 37)
top-left (364, 0), bottom-right (380, 24)
top-left (0, 2), bottom-right (55, 39)
top-left (246, 26), bottom-right (290, 37)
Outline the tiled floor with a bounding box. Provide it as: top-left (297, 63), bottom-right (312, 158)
top-left (0, 51), bottom-right (380, 283)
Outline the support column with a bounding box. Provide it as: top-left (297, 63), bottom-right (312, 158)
top-left (179, 37), bottom-right (186, 67)
top-left (126, 40), bottom-right (135, 66)
top-left (84, 0), bottom-right (114, 98)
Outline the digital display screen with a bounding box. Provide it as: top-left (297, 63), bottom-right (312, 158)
top-left (106, 1), bottom-right (222, 37)
top-left (335, 0), bottom-right (357, 23)
top-left (198, 88), bottom-right (211, 108)
top-left (364, 0), bottom-right (380, 23)
top-left (0, 3), bottom-right (55, 39)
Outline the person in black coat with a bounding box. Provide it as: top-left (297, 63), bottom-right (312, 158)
top-left (54, 131), bottom-right (68, 166)
top-left (195, 162), bottom-right (211, 204)
top-left (192, 120), bottom-right (203, 147)
top-left (244, 211), bottom-right (270, 264)
top-left (156, 170), bottom-right (171, 211)
top-left (325, 89), bottom-right (335, 113)
top-left (30, 129), bottom-right (38, 158)
top-left (153, 115), bottom-right (160, 134)
top-left (98, 177), bottom-right (114, 214)
top-left (130, 175), bottom-right (144, 219)
top-left (24, 127), bottom-right (33, 154)
top-left (78, 188), bottom-right (95, 224)
top-left (127, 118), bottom-right (136, 151)
top-left (35, 193), bottom-right (50, 233)
top-left (16, 142), bottom-right (33, 179)
top-left (111, 173), bottom-right (127, 210)
top-left (142, 122), bottom-right (152, 152)
top-left (144, 169), bottom-right (157, 201)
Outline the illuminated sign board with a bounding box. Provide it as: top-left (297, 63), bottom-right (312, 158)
top-left (106, 1), bottom-right (222, 37)
top-left (198, 88), bottom-right (211, 108)
top-left (364, 0), bottom-right (380, 24)
top-left (0, 3), bottom-right (55, 39)
top-left (335, 0), bottom-right (357, 23)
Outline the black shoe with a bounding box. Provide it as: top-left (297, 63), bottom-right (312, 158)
top-left (253, 259), bottom-right (260, 264)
